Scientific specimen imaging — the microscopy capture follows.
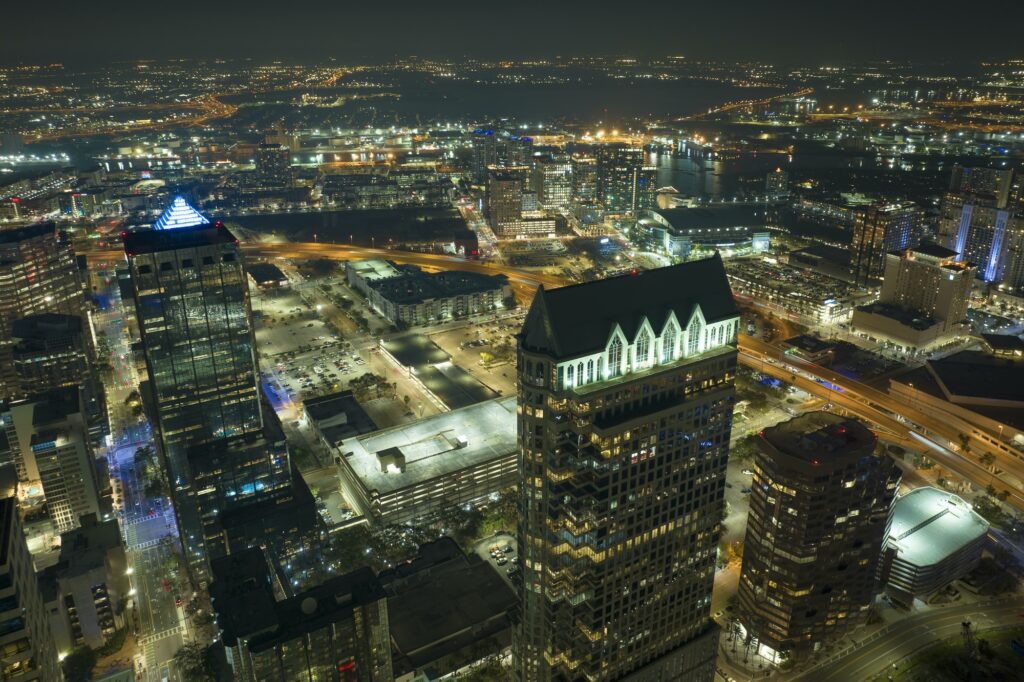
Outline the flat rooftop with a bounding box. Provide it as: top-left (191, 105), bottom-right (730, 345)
top-left (348, 258), bottom-right (402, 282)
top-left (643, 206), bottom-right (767, 232)
top-left (855, 302), bottom-right (938, 332)
top-left (887, 487), bottom-right (989, 567)
top-left (382, 334), bottom-right (498, 409)
top-left (762, 412), bottom-right (876, 465)
top-left (123, 223), bottom-right (237, 255)
top-left (338, 396), bottom-right (516, 496)
top-left (926, 351), bottom-right (1024, 404)
top-left (246, 262), bottom-right (288, 285)
top-left (303, 390), bottom-right (378, 446)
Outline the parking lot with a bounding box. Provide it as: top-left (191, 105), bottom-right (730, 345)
top-left (473, 532), bottom-right (518, 587)
top-left (251, 288), bottom-right (370, 411)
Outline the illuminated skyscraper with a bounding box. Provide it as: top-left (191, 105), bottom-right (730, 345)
top-left (849, 201), bottom-right (923, 286)
top-left (0, 222), bottom-right (85, 401)
top-left (532, 156), bottom-right (573, 209)
top-left (125, 198), bottom-right (262, 579)
top-left (595, 144), bottom-right (656, 214)
top-left (736, 413), bottom-right (899, 663)
top-left (937, 165), bottom-right (1021, 284)
top-left (515, 257), bottom-right (739, 681)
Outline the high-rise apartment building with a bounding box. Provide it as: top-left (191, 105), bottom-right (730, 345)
top-left (851, 242), bottom-right (975, 353)
top-left (211, 548), bottom-right (393, 682)
top-left (532, 156), bottom-right (573, 209)
top-left (471, 129), bottom-right (534, 182)
top-left (0, 496), bottom-right (61, 681)
top-left (849, 201), bottom-right (923, 286)
top-left (937, 165), bottom-right (1022, 284)
top-left (0, 223), bottom-right (85, 400)
top-left (255, 142), bottom-right (292, 187)
top-left (0, 387), bottom-right (101, 533)
top-left (10, 314), bottom-right (89, 397)
top-left (595, 144), bottom-right (657, 215)
top-left (515, 257), bottom-right (740, 681)
top-left (735, 413), bottom-right (899, 663)
top-left (487, 169), bottom-right (526, 229)
top-left (572, 155), bottom-right (599, 204)
top-left (765, 168), bottom-right (789, 197)
top-left (125, 198), bottom-right (263, 579)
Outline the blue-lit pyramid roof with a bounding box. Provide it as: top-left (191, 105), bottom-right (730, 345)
top-left (153, 196), bottom-right (211, 230)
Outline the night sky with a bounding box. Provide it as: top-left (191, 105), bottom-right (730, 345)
top-left (4, 0), bottom-right (1024, 65)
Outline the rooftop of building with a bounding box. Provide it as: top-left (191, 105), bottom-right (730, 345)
top-left (887, 487), bottom-right (989, 568)
top-left (981, 333), bottom-right (1024, 353)
top-left (782, 334), bottom-right (836, 355)
top-left (152, 196), bottom-right (211, 231)
top-left (246, 262), bottom-right (287, 286)
top-left (639, 206), bottom-right (767, 233)
top-left (123, 222), bottom-right (238, 256)
top-left (247, 565), bottom-right (385, 654)
top-left (209, 548), bottom-right (280, 647)
top-left (520, 255), bottom-right (737, 360)
top-left (338, 396), bottom-right (516, 497)
top-left (364, 261), bottom-right (512, 303)
top-left (381, 334), bottom-right (499, 409)
top-left (761, 412), bottom-right (877, 466)
top-left (854, 301), bottom-right (938, 332)
top-left (347, 258), bottom-right (403, 282)
top-left (908, 241), bottom-right (959, 260)
top-left (0, 221), bottom-right (58, 245)
top-left (11, 313), bottom-right (82, 341)
top-left (57, 514), bottom-right (122, 577)
top-left (303, 390), bottom-right (378, 446)
top-left (925, 350), bottom-right (1024, 405)
top-left (892, 365), bottom-right (1024, 430)
top-left (382, 539), bottom-right (516, 669)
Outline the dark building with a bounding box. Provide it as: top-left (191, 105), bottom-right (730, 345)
top-left (736, 413), bottom-right (899, 663)
top-left (0, 222), bottom-right (85, 401)
top-left (380, 538), bottom-right (517, 679)
top-left (10, 313), bottom-right (89, 397)
top-left (0, 496), bottom-right (60, 681)
top-left (849, 201), bottom-right (923, 286)
top-left (210, 548), bottom-right (393, 682)
top-left (515, 257), bottom-right (740, 681)
top-left (124, 198), bottom-right (262, 581)
top-left (255, 143), bottom-right (292, 187)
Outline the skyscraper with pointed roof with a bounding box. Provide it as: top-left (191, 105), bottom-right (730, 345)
top-left (514, 256), bottom-right (739, 681)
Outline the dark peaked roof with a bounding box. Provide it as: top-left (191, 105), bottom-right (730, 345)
top-left (520, 254), bottom-right (737, 359)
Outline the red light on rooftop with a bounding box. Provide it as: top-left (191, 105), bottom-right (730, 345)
top-left (630, 268), bottom-right (639, 276)
top-left (10, 197), bottom-right (20, 204)
top-left (810, 458), bottom-right (820, 466)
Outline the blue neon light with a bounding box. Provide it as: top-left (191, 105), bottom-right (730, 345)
top-left (153, 196), bottom-right (211, 230)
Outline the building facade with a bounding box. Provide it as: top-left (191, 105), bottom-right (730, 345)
top-left (736, 413), bottom-right (899, 663)
top-left (0, 223), bottom-right (85, 401)
top-left (0, 388), bottom-right (101, 533)
top-left (0, 496), bottom-right (60, 681)
top-left (532, 157), bottom-right (573, 209)
top-left (937, 165), bottom-right (1022, 284)
top-left (515, 257), bottom-right (740, 681)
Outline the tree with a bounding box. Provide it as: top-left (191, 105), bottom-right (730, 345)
top-left (979, 452), bottom-right (996, 468)
top-left (173, 642), bottom-right (214, 682)
top-left (61, 646), bottom-right (97, 682)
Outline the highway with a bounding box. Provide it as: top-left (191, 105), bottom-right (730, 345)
top-left (793, 597), bottom-right (1024, 681)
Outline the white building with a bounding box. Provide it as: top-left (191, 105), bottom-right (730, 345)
top-left (882, 487), bottom-right (989, 599)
